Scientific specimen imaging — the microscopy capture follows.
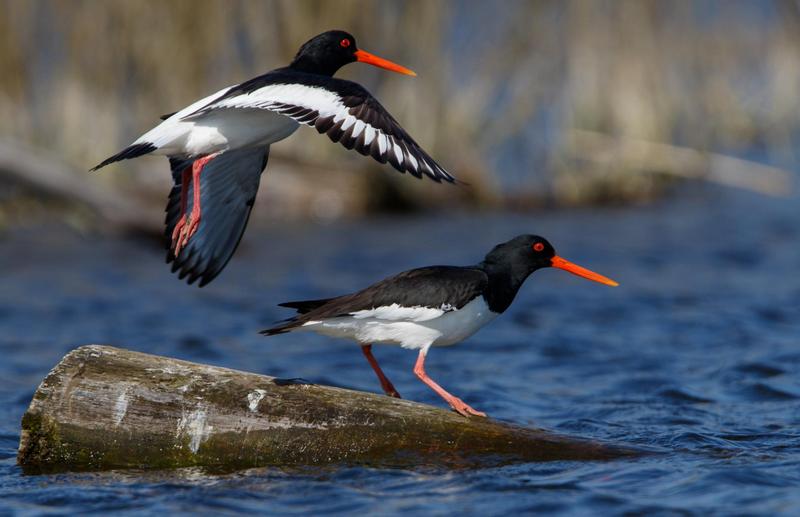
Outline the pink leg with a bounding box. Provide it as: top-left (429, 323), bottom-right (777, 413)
top-left (361, 345), bottom-right (402, 398)
top-left (413, 349), bottom-right (486, 417)
top-left (175, 153), bottom-right (218, 253)
top-left (171, 166), bottom-right (191, 253)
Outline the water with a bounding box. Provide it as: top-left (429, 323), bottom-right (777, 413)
top-left (1, 186), bottom-right (799, 515)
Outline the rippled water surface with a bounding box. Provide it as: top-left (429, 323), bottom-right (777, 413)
top-left (1, 187), bottom-right (799, 515)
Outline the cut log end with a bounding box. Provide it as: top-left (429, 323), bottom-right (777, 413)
top-left (18, 345), bottom-right (648, 472)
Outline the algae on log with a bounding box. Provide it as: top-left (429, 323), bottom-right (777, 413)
top-left (18, 345), bottom-right (643, 471)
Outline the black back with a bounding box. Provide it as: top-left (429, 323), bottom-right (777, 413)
top-left (262, 235), bottom-right (557, 335)
top-left (262, 266), bottom-right (488, 335)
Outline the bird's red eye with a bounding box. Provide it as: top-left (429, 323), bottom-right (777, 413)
top-left (533, 243), bottom-right (545, 252)
top-left (340, 39), bottom-right (351, 48)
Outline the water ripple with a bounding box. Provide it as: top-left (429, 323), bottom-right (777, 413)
top-left (1, 193), bottom-right (799, 514)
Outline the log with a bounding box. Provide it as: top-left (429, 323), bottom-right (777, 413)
top-left (18, 345), bottom-right (645, 472)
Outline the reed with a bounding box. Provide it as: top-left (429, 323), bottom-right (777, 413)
top-left (1, 0), bottom-right (796, 214)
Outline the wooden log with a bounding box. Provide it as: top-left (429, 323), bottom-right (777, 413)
top-left (18, 345), bottom-right (646, 472)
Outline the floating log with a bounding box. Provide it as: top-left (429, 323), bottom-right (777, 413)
top-left (18, 345), bottom-right (645, 472)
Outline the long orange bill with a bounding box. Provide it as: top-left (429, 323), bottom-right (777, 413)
top-left (551, 256), bottom-right (619, 287)
top-left (354, 49), bottom-right (417, 76)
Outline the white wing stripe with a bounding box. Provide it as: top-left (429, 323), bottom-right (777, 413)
top-left (350, 304), bottom-right (446, 322)
top-left (204, 84), bottom-right (344, 117)
top-left (333, 111), bottom-right (347, 124)
top-left (351, 119), bottom-right (365, 139)
top-left (340, 115), bottom-right (356, 131)
top-left (363, 125), bottom-right (376, 146)
top-left (406, 146), bottom-right (419, 171)
top-left (186, 82), bottom-right (453, 181)
top-left (393, 143), bottom-right (404, 165)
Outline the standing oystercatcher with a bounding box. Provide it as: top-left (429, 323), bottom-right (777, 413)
top-left (262, 235), bottom-right (618, 417)
top-left (91, 30), bottom-right (456, 286)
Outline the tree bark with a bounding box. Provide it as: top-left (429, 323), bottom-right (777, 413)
top-left (18, 345), bottom-right (645, 472)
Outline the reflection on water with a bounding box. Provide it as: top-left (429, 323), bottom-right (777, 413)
top-left (0, 187), bottom-right (799, 514)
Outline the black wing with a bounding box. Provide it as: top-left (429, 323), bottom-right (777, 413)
top-left (262, 266), bottom-right (487, 335)
top-left (166, 146), bottom-right (269, 286)
top-left (184, 70), bottom-right (457, 184)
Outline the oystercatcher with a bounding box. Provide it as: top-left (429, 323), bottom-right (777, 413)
top-left (262, 235), bottom-right (618, 417)
top-left (91, 30), bottom-right (456, 286)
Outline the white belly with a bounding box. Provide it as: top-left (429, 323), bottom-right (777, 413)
top-left (151, 110), bottom-right (300, 156)
top-left (298, 298), bottom-right (499, 350)
top-left (131, 84), bottom-right (301, 157)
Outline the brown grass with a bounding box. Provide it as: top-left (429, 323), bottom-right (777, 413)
top-left (1, 0), bottom-right (797, 212)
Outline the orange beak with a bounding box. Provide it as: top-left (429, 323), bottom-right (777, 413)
top-left (354, 49), bottom-right (417, 77)
top-left (551, 256), bottom-right (619, 287)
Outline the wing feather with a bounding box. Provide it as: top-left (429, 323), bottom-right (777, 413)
top-left (261, 266), bottom-right (487, 335)
top-left (184, 72), bottom-right (457, 183)
top-left (165, 146), bottom-right (269, 286)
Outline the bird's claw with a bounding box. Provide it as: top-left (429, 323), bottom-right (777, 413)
top-left (449, 397), bottom-right (487, 418)
top-left (385, 389), bottom-right (402, 399)
top-left (171, 215), bottom-right (187, 254)
top-left (183, 215), bottom-right (201, 243)
top-left (171, 213), bottom-right (201, 257)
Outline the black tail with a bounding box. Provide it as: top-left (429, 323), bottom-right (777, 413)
top-left (260, 318), bottom-right (302, 336)
top-left (90, 142), bottom-right (157, 171)
top-left (261, 297), bottom-right (335, 336)
top-left (278, 298), bottom-right (335, 314)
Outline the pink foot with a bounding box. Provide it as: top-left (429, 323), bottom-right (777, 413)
top-left (171, 214), bottom-right (187, 253)
top-left (362, 345), bottom-right (402, 399)
top-left (379, 382), bottom-right (402, 399)
top-left (177, 210), bottom-right (201, 251)
top-left (171, 166), bottom-right (191, 256)
top-left (172, 153), bottom-right (217, 255)
top-left (446, 396), bottom-right (487, 418)
top-left (413, 350), bottom-right (488, 418)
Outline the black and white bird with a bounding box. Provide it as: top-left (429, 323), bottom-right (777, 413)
top-left (262, 235), bottom-right (618, 417)
top-left (91, 30), bottom-right (456, 286)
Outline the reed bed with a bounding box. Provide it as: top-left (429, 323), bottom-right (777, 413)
top-left (0, 0), bottom-right (797, 217)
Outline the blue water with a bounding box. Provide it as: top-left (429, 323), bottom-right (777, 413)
top-left (1, 186), bottom-right (799, 515)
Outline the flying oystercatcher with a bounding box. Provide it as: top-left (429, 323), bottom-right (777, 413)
top-left (91, 30), bottom-right (456, 286)
top-left (262, 235), bottom-right (618, 417)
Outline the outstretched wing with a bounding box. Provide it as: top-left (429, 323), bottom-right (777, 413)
top-left (262, 266), bottom-right (487, 335)
top-left (184, 70), bottom-right (457, 183)
top-left (166, 146), bottom-right (269, 287)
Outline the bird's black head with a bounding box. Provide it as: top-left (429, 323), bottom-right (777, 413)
top-left (289, 30), bottom-right (417, 77)
top-left (482, 235), bottom-right (555, 276)
top-left (481, 234), bottom-right (618, 287)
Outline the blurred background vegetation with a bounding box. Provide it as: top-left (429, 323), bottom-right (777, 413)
top-left (0, 0), bottom-right (796, 230)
